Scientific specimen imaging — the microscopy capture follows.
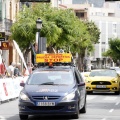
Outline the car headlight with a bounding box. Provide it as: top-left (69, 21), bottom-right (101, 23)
top-left (112, 80), bottom-right (118, 83)
top-left (19, 92), bottom-right (30, 101)
top-left (86, 80), bottom-right (91, 83)
top-left (62, 91), bottom-right (75, 101)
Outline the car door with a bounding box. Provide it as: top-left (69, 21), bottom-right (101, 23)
top-left (74, 68), bottom-right (86, 106)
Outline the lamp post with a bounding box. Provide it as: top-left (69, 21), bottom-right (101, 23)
top-left (36, 18), bottom-right (42, 53)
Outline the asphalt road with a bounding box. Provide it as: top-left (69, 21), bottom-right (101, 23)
top-left (0, 93), bottom-right (120, 120)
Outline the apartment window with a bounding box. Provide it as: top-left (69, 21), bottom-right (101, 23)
top-left (102, 48), bottom-right (105, 53)
top-left (76, 12), bottom-right (84, 18)
top-left (102, 42), bottom-right (105, 44)
top-left (113, 23), bottom-right (117, 33)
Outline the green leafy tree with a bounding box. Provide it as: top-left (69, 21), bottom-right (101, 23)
top-left (103, 38), bottom-right (120, 63)
top-left (11, 3), bottom-right (84, 60)
top-left (11, 3), bottom-right (100, 70)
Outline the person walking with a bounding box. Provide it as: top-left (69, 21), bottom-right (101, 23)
top-left (27, 61), bottom-right (33, 74)
top-left (7, 62), bottom-right (15, 77)
top-left (14, 63), bottom-right (21, 77)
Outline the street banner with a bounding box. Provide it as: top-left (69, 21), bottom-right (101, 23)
top-left (13, 40), bottom-right (29, 75)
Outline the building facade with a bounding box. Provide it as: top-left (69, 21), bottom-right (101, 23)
top-left (0, 0), bottom-right (20, 66)
top-left (55, 1), bottom-right (120, 68)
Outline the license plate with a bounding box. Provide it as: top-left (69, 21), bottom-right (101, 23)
top-left (96, 85), bottom-right (106, 88)
top-left (37, 102), bottom-right (55, 106)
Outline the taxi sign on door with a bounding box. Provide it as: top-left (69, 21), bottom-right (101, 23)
top-left (1, 42), bottom-right (9, 50)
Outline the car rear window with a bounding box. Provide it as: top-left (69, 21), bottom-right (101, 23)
top-left (27, 70), bottom-right (74, 85)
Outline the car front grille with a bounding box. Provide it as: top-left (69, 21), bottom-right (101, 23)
top-left (91, 81), bottom-right (111, 85)
top-left (32, 96), bottom-right (60, 100)
top-left (27, 106), bottom-right (64, 110)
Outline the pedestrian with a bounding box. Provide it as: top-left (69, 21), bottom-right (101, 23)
top-left (7, 62), bottom-right (15, 77)
top-left (27, 61), bottom-right (33, 74)
top-left (1, 59), bottom-right (7, 77)
top-left (14, 63), bottom-right (21, 77)
top-left (23, 66), bottom-right (29, 76)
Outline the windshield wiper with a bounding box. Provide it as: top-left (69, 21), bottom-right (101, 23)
top-left (40, 82), bottom-right (54, 85)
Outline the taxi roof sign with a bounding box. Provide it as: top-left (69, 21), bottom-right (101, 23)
top-left (36, 53), bottom-right (71, 63)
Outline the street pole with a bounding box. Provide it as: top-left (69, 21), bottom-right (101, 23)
top-left (38, 31), bottom-right (40, 53)
top-left (36, 18), bottom-right (42, 53)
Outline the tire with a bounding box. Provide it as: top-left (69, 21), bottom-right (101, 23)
top-left (80, 97), bottom-right (86, 113)
top-left (19, 114), bottom-right (28, 120)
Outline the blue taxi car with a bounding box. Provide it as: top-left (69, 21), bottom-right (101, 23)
top-left (19, 55), bottom-right (86, 119)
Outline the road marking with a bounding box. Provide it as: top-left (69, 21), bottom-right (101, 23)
top-left (109, 109), bottom-right (114, 113)
top-left (101, 118), bottom-right (106, 120)
top-left (115, 102), bottom-right (119, 105)
top-left (87, 95), bottom-right (96, 100)
top-left (104, 97), bottom-right (117, 101)
top-left (0, 116), bottom-right (6, 120)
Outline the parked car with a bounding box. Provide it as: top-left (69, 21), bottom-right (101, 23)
top-left (85, 69), bottom-right (120, 95)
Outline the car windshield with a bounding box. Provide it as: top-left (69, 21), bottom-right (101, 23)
top-left (27, 70), bottom-right (74, 85)
top-left (89, 70), bottom-right (117, 77)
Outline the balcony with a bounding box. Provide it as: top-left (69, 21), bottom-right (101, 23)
top-left (0, 18), bottom-right (13, 35)
top-left (4, 18), bottom-right (13, 34)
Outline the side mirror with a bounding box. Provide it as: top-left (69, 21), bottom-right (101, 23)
top-left (20, 82), bottom-right (25, 87)
top-left (78, 82), bottom-right (85, 87)
top-left (84, 74), bottom-right (89, 77)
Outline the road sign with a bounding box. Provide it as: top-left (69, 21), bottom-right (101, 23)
top-left (20, 0), bottom-right (50, 2)
top-left (0, 32), bottom-right (5, 41)
top-left (1, 42), bottom-right (9, 50)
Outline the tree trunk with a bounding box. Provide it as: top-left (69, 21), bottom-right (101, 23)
top-left (23, 48), bottom-right (31, 63)
top-left (77, 53), bottom-right (84, 72)
top-left (47, 45), bottom-right (54, 53)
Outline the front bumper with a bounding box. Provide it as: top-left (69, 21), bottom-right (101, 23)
top-left (86, 83), bottom-right (119, 92)
top-left (19, 100), bottom-right (78, 116)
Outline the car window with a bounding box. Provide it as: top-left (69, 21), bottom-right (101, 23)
top-left (27, 70), bottom-right (74, 85)
top-left (75, 69), bottom-right (81, 84)
top-left (89, 70), bottom-right (117, 77)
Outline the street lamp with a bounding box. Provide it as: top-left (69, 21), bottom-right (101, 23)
top-left (36, 18), bottom-right (42, 53)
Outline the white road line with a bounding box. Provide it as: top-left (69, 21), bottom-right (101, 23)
top-left (104, 97), bottom-right (117, 101)
top-left (0, 116), bottom-right (6, 120)
top-left (109, 109), bottom-right (114, 113)
top-left (101, 118), bottom-right (106, 120)
top-left (87, 96), bottom-right (96, 100)
top-left (115, 102), bottom-right (119, 105)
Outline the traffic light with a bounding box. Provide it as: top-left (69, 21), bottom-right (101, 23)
top-left (20, 0), bottom-right (50, 2)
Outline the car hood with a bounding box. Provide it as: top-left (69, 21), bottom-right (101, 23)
top-left (87, 76), bottom-right (116, 81)
top-left (24, 84), bottom-right (76, 96)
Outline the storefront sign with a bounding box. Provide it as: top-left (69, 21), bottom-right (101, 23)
top-left (1, 42), bottom-right (9, 50)
top-left (0, 32), bottom-right (5, 41)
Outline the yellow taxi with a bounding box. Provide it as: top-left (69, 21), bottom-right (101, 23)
top-left (85, 69), bottom-right (120, 95)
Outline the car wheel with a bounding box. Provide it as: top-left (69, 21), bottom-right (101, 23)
top-left (80, 97), bottom-right (86, 113)
top-left (115, 91), bottom-right (120, 95)
top-left (19, 114), bottom-right (28, 120)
